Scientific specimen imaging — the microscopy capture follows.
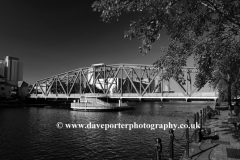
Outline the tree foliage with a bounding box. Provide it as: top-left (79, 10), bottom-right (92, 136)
top-left (92, 0), bottom-right (240, 104)
top-left (211, 68), bottom-right (240, 104)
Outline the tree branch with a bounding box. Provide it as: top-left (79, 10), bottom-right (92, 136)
top-left (204, 0), bottom-right (240, 27)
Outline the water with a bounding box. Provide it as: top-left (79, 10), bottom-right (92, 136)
top-left (0, 102), bottom-right (214, 160)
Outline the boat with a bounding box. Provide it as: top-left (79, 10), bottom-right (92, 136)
top-left (71, 97), bottom-right (134, 111)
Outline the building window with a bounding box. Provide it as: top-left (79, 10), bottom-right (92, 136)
top-left (1, 87), bottom-right (4, 90)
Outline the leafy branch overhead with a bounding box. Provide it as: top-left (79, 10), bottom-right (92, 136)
top-left (92, 0), bottom-right (240, 89)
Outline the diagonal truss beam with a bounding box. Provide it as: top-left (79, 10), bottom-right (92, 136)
top-left (68, 71), bottom-right (80, 96)
top-left (142, 68), bottom-right (161, 95)
top-left (29, 83), bottom-right (36, 94)
top-left (82, 70), bottom-right (93, 93)
top-left (37, 82), bottom-right (46, 95)
top-left (46, 79), bottom-right (55, 95)
top-left (95, 70), bottom-right (105, 93)
top-left (123, 66), bottom-right (139, 94)
top-left (57, 76), bottom-right (67, 95)
top-left (132, 68), bottom-right (145, 93)
top-left (173, 78), bottom-right (187, 96)
top-left (106, 67), bottom-right (120, 94)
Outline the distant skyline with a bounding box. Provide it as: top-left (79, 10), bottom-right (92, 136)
top-left (0, 0), bottom-right (194, 84)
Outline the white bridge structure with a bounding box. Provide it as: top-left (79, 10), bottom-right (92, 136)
top-left (29, 63), bottom-right (218, 101)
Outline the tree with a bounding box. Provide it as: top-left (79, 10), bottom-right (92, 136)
top-left (232, 81), bottom-right (240, 105)
top-left (212, 69), bottom-right (240, 104)
top-left (92, 0), bottom-right (240, 106)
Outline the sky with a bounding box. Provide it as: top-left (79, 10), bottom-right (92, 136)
top-left (0, 0), bottom-right (194, 85)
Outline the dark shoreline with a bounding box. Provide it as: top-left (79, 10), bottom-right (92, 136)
top-left (0, 103), bottom-right (71, 108)
top-left (0, 99), bottom-right (72, 108)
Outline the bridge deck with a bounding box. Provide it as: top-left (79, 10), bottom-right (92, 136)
top-left (30, 93), bottom-right (218, 100)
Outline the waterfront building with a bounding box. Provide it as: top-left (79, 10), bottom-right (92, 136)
top-left (4, 56), bottom-right (23, 85)
top-left (0, 59), bottom-right (5, 77)
top-left (0, 56), bottom-right (28, 99)
top-left (18, 81), bottom-right (29, 99)
top-left (0, 75), bottom-right (16, 98)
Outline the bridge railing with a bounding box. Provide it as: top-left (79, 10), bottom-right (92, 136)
top-left (154, 105), bottom-right (220, 160)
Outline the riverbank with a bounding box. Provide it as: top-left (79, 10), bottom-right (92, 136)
top-left (181, 110), bottom-right (240, 160)
top-left (0, 99), bottom-right (71, 108)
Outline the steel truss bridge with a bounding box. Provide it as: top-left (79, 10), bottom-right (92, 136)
top-left (29, 63), bottom-right (218, 101)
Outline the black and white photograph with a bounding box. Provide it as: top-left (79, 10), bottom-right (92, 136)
top-left (0, 0), bottom-right (240, 159)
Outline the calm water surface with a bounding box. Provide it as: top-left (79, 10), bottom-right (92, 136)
top-left (0, 102), bottom-right (214, 160)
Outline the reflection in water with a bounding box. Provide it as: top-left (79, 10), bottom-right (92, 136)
top-left (0, 102), bottom-right (214, 159)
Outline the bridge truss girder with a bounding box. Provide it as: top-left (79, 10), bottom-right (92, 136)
top-left (30, 64), bottom-right (203, 98)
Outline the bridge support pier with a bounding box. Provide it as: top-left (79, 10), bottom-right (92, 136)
top-left (118, 99), bottom-right (122, 107)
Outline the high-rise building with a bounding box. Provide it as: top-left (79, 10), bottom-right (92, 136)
top-left (18, 62), bottom-right (23, 81)
top-left (0, 56), bottom-right (25, 98)
top-left (4, 56), bottom-right (23, 83)
top-left (0, 59), bottom-right (5, 77)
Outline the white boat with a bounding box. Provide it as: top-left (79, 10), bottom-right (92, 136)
top-left (71, 96), bottom-right (134, 111)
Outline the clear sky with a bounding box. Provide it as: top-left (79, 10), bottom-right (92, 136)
top-left (0, 0), bottom-right (194, 86)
